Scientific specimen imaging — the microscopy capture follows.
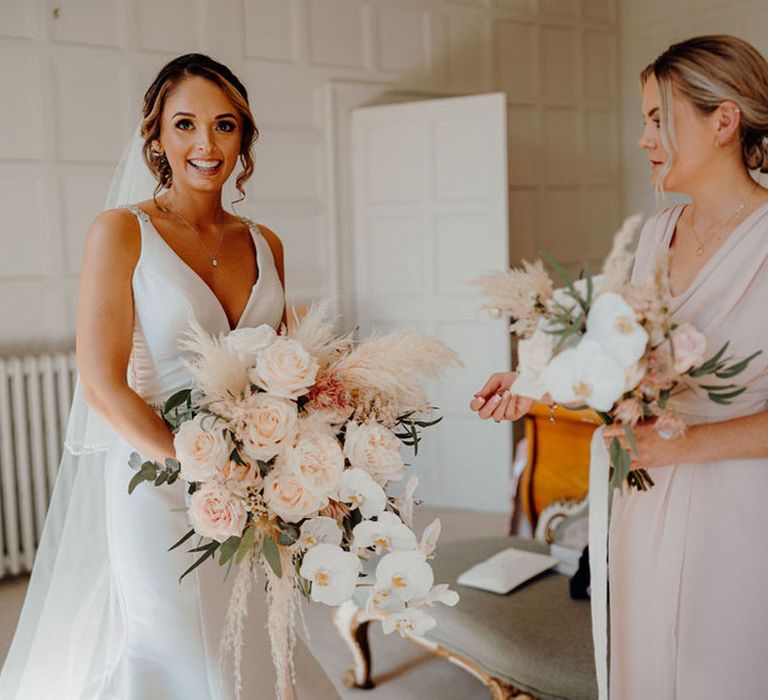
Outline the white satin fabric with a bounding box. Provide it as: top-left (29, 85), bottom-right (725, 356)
top-left (1, 205), bottom-right (284, 699)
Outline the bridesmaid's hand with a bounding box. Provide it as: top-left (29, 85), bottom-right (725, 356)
top-left (469, 371), bottom-right (535, 422)
top-left (602, 420), bottom-right (675, 470)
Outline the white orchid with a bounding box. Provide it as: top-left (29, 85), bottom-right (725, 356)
top-left (365, 585), bottom-right (406, 616)
top-left (392, 476), bottom-right (419, 529)
top-left (510, 322), bottom-right (555, 400)
top-left (299, 543), bottom-right (361, 605)
top-left (352, 511), bottom-right (417, 554)
top-left (374, 550), bottom-right (434, 603)
top-left (418, 518), bottom-right (441, 558)
top-left (585, 292), bottom-right (648, 368)
top-left (338, 468), bottom-right (386, 518)
top-left (296, 516), bottom-right (343, 550)
top-left (540, 337), bottom-right (626, 412)
top-left (410, 583), bottom-right (460, 608)
top-left (381, 608), bottom-right (437, 637)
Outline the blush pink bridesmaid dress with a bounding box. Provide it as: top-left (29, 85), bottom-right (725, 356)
top-left (609, 203), bottom-right (768, 699)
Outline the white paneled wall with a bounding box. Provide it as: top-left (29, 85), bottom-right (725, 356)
top-left (0, 0), bottom-right (620, 353)
top-left (621, 0), bottom-right (768, 218)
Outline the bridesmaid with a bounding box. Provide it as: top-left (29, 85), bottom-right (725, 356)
top-left (472, 35), bottom-right (768, 698)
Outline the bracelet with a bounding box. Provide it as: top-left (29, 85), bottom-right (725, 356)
top-left (548, 402), bottom-right (558, 423)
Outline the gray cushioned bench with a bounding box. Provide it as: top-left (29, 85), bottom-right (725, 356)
top-left (335, 536), bottom-right (597, 700)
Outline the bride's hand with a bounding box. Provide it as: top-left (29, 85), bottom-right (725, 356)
top-left (469, 371), bottom-right (535, 422)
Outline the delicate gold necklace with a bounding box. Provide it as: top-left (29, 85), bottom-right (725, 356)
top-left (163, 197), bottom-right (226, 267)
top-left (690, 183), bottom-right (758, 256)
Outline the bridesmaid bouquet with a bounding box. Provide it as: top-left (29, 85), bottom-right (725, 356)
top-left (472, 215), bottom-right (761, 492)
top-left (127, 302), bottom-right (461, 698)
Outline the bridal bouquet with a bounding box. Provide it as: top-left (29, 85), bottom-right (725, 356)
top-left (472, 216), bottom-right (761, 492)
top-left (127, 303), bottom-right (461, 698)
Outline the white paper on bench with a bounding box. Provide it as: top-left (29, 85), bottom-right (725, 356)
top-left (457, 548), bottom-right (559, 594)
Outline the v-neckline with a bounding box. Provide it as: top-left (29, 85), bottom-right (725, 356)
top-left (663, 200), bottom-right (768, 300)
top-left (135, 206), bottom-right (262, 332)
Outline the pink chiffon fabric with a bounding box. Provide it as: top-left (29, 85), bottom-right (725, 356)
top-left (609, 203), bottom-right (768, 699)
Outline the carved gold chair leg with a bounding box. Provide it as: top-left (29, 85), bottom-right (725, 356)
top-left (404, 634), bottom-right (539, 700)
top-left (334, 601), bottom-right (375, 689)
top-left (334, 601), bottom-right (540, 699)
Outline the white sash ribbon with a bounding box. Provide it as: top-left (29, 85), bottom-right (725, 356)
top-left (588, 427), bottom-right (610, 700)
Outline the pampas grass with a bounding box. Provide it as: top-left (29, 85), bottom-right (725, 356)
top-left (285, 300), bottom-right (353, 370)
top-left (469, 259), bottom-right (554, 337)
top-left (179, 315), bottom-right (252, 401)
top-left (330, 331), bottom-right (462, 424)
top-left (601, 214), bottom-right (643, 293)
top-left (264, 548), bottom-right (302, 700)
top-left (220, 546), bottom-right (260, 700)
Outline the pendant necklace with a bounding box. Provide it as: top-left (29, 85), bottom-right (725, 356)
top-left (690, 182), bottom-right (758, 256)
top-left (164, 198), bottom-right (226, 267)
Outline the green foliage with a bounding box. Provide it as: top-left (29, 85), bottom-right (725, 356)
top-left (261, 536), bottom-right (282, 578)
top-left (394, 409), bottom-right (443, 455)
top-left (127, 452), bottom-right (182, 495)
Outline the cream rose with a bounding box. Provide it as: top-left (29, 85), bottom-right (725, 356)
top-left (237, 394), bottom-right (298, 462)
top-left (670, 323), bottom-right (707, 374)
top-left (227, 324), bottom-right (277, 360)
top-left (288, 433), bottom-right (345, 500)
top-left (264, 467), bottom-right (323, 523)
top-left (248, 337), bottom-right (319, 399)
top-left (174, 414), bottom-right (232, 483)
top-left (189, 483), bottom-right (247, 543)
top-left (219, 457), bottom-right (262, 490)
top-left (344, 421), bottom-right (405, 484)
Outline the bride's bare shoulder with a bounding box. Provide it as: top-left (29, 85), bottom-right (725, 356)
top-left (83, 207), bottom-right (141, 265)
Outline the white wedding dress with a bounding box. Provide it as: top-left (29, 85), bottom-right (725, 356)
top-left (0, 205), bottom-right (304, 699)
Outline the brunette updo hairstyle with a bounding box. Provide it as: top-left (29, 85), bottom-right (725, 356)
top-left (141, 53), bottom-right (258, 202)
top-left (641, 35), bottom-right (768, 185)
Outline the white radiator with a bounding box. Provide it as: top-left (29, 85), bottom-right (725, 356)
top-left (0, 352), bottom-right (77, 578)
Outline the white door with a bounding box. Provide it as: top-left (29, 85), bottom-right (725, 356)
top-left (351, 93), bottom-right (511, 513)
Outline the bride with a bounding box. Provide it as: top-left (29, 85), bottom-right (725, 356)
top-left (0, 53), bottom-right (337, 700)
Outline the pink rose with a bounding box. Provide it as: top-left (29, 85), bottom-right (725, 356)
top-left (175, 414), bottom-right (232, 483)
top-left (654, 412), bottom-right (687, 440)
top-left (670, 323), bottom-right (707, 374)
top-left (614, 398), bottom-right (644, 426)
top-left (189, 483), bottom-right (247, 543)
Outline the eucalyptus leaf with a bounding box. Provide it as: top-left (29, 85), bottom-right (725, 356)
top-left (262, 536), bottom-right (283, 578)
top-left (219, 536), bottom-right (242, 566)
top-left (715, 350), bottom-right (763, 379)
top-left (179, 545), bottom-right (217, 583)
top-left (128, 470), bottom-right (151, 495)
top-left (623, 424), bottom-right (639, 455)
top-left (128, 452), bottom-right (143, 471)
top-left (164, 389), bottom-right (192, 414)
top-left (540, 250), bottom-right (576, 291)
top-left (168, 528), bottom-right (196, 552)
top-left (235, 525), bottom-right (257, 565)
top-left (689, 342), bottom-right (729, 377)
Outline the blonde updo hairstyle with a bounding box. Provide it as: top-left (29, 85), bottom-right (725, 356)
top-left (141, 53), bottom-right (258, 203)
top-left (641, 35), bottom-right (768, 188)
